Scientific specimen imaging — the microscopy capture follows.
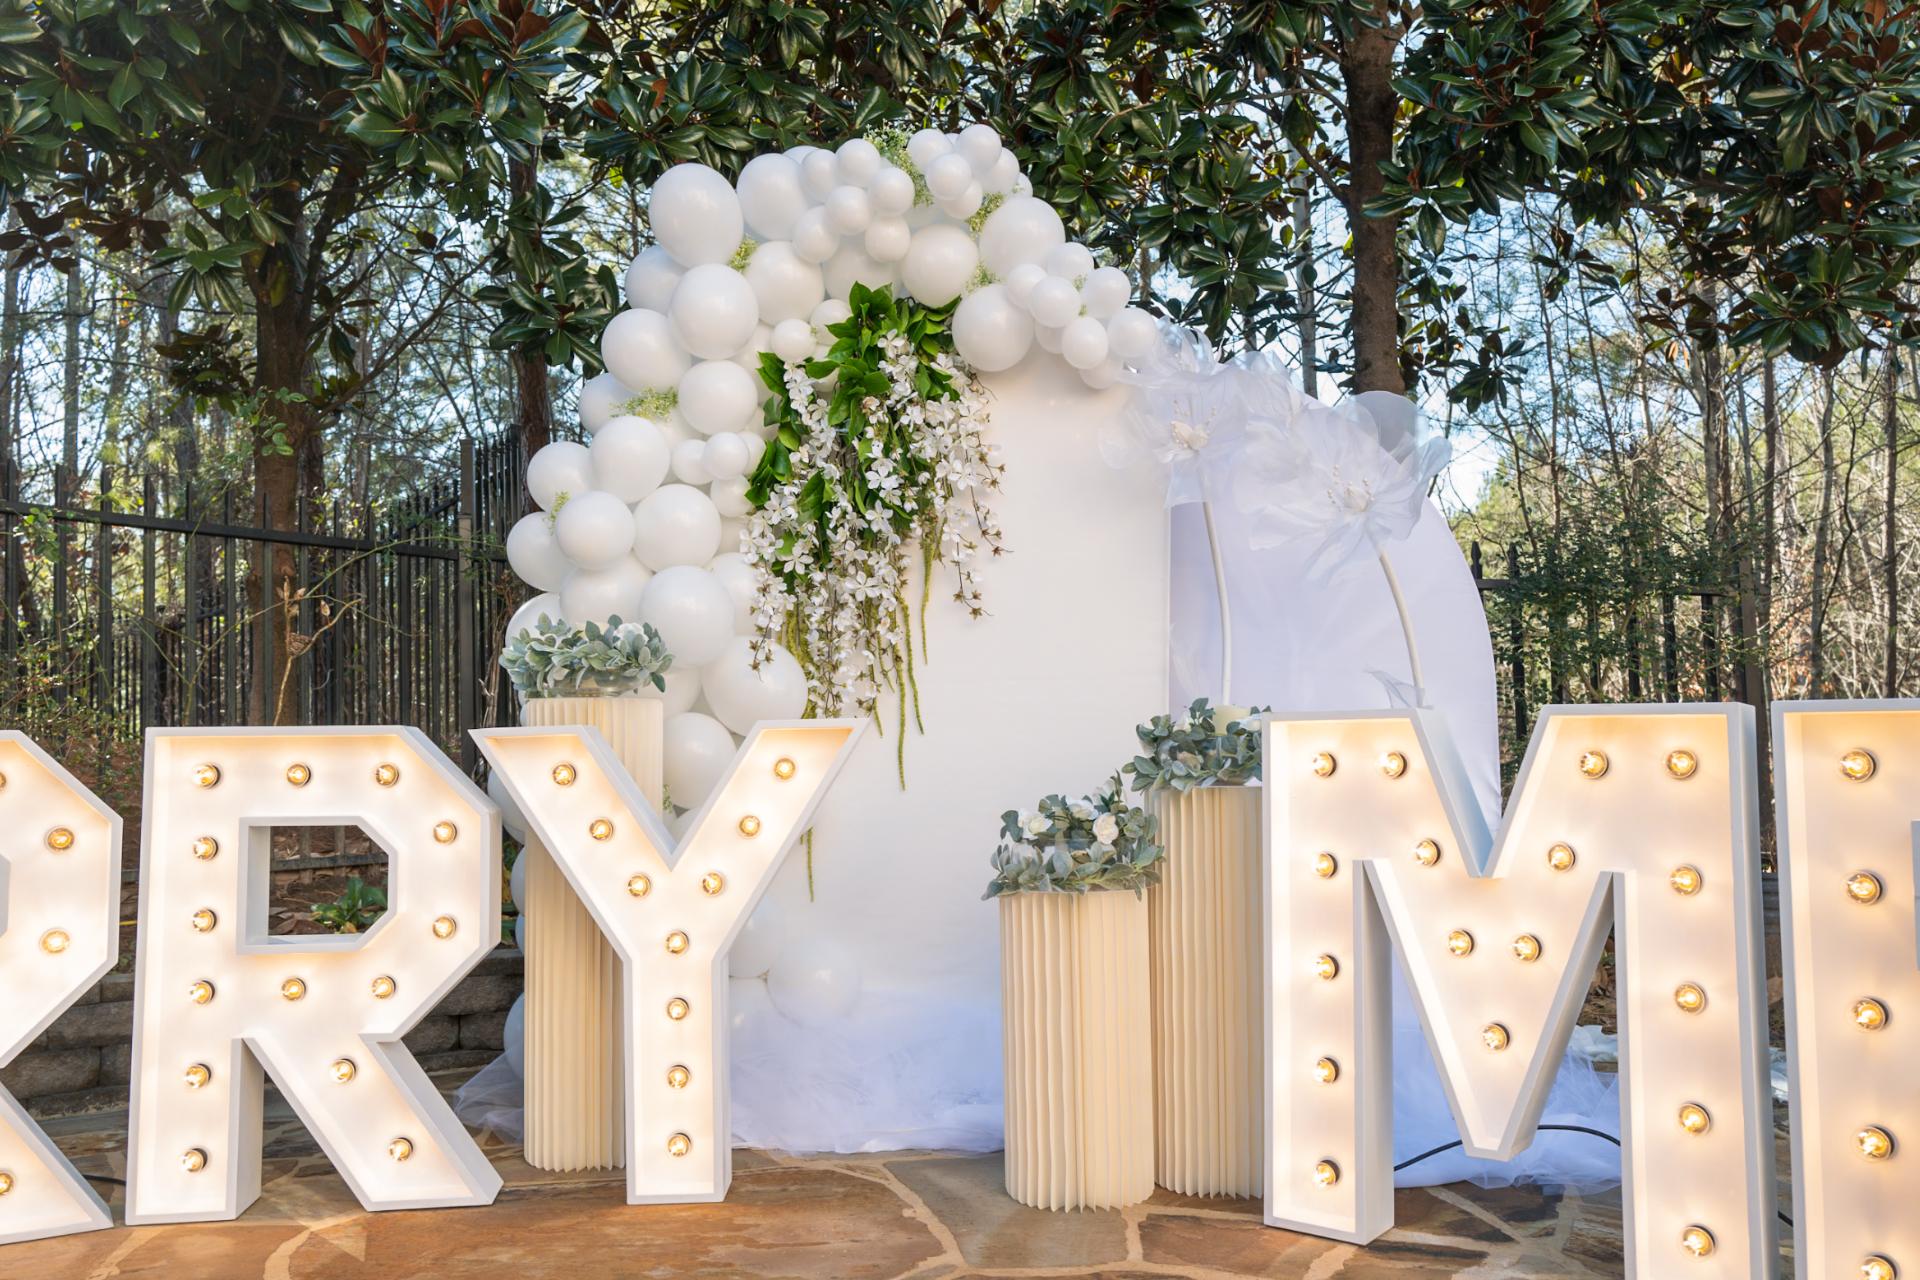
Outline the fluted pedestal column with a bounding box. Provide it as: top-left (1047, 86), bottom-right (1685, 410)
top-left (1148, 783), bottom-right (1263, 1196)
top-left (518, 694), bottom-right (665, 1171)
top-left (1000, 890), bottom-right (1154, 1211)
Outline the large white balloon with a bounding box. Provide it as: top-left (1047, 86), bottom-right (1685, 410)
top-left (526, 441), bottom-right (595, 511)
top-left (824, 243), bottom-right (894, 298)
top-left (900, 224), bottom-right (979, 305)
top-left (736, 152), bottom-right (809, 241)
top-left (1060, 315), bottom-right (1110, 371)
top-left (951, 284), bottom-right (1034, 373)
top-left (669, 263), bottom-right (760, 361)
top-left (707, 550), bottom-right (757, 634)
top-left (631, 483), bottom-right (722, 570)
top-left (640, 567), bottom-right (735, 667)
top-left (977, 195), bottom-right (1066, 276)
top-left (701, 638), bottom-right (807, 735)
top-left (791, 207), bottom-right (839, 265)
top-left (729, 898), bottom-right (786, 979)
top-left (678, 359), bottom-right (760, 435)
top-left (601, 308), bottom-right (688, 391)
top-left (766, 937), bottom-right (864, 1026)
top-left (559, 556), bottom-right (652, 625)
top-left (505, 591), bottom-right (560, 642)
top-left (663, 710), bottom-right (736, 809)
top-left (503, 993), bottom-right (526, 1078)
top-left (743, 241), bottom-right (826, 324)
top-left (553, 490), bottom-right (637, 569)
top-left (589, 415), bottom-right (672, 503)
top-left (577, 371), bottom-right (634, 435)
top-left (624, 246), bottom-right (684, 312)
top-left (1107, 306), bottom-right (1159, 360)
top-left (650, 163), bottom-right (744, 268)
top-left (506, 512), bottom-right (572, 591)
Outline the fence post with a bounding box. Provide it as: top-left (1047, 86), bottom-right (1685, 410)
top-left (95, 463), bottom-right (112, 713)
top-left (182, 480), bottom-right (199, 726)
top-left (1506, 544), bottom-right (1528, 745)
top-left (455, 439), bottom-right (478, 772)
top-left (141, 473), bottom-right (158, 731)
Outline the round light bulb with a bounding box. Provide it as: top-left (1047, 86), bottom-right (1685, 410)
top-left (1841, 749), bottom-right (1878, 782)
top-left (1858, 1126), bottom-right (1895, 1160)
top-left (331, 1058), bottom-right (357, 1084)
top-left (1446, 930), bottom-right (1474, 958)
top-left (183, 1063), bottom-right (212, 1089)
top-left (1682, 1225), bottom-right (1715, 1257)
top-left (667, 1132), bottom-right (692, 1158)
top-left (1313, 954), bottom-right (1339, 981)
top-left (193, 763), bottom-right (220, 788)
top-left (190, 908), bottom-right (217, 933)
top-left (374, 762), bottom-right (400, 787)
top-left (666, 1065), bottom-right (691, 1089)
top-left (738, 814), bottom-right (762, 838)
top-left (181, 1148), bottom-right (208, 1173)
top-left (0, 1171), bottom-right (11, 1195)
top-left (1675, 982), bottom-right (1707, 1014)
top-left (432, 821), bottom-right (458, 844)
top-left (627, 874), bottom-right (652, 897)
top-left (1380, 751), bottom-right (1407, 779)
top-left (1854, 998), bottom-right (1889, 1031)
top-left (1678, 1103), bottom-right (1711, 1134)
top-left (1848, 872), bottom-right (1885, 905)
top-left (773, 757), bottom-right (797, 780)
top-left (280, 977), bottom-right (306, 1001)
top-left (552, 762), bottom-right (577, 786)
top-left (431, 915), bottom-right (457, 939)
top-left (1310, 752), bottom-right (1336, 778)
top-left (285, 762), bottom-right (311, 787)
top-left (701, 871), bottom-right (725, 896)
top-left (1313, 852), bottom-right (1338, 879)
top-left (388, 1137), bottom-right (413, 1162)
top-left (39, 929), bottom-right (69, 954)
top-left (1861, 1256), bottom-right (1898, 1280)
top-left (1313, 1159), bottom-right (1339, 1187)
top-left (371, 975), bottom-right (397, 999)
top-left (1578, 750), bottom-right (1609, 779)
top-left (589, 818), bottom-right (615, 841)
top-left (1513, 934), bottom-right (1542, 962)
top-left (1413, 839), bottom-right (1441, 867)
top-left (1313, 1058), bottom-right (1339, 1085)
top-left (666, 997), bottom-right (690, 1021)
top-left (1547, 842), bottom-right (1576, 872)
top-left (192, 835), bottom-right (219, 860)
top-left (1670, 865), bottom-right (1703, 895)
top-left (665, 930), bottom-right (690, 955)
top-left (1482, 1023), bottom-right (1510, 1052)
top-left (45, 827), bottom-right (74, 852)
top-left (1666, 749), bottom-right (1699, 779)
top-left (189, 980), bottom-right (215, 1005)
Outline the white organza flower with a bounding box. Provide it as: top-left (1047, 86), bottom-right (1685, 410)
top-left (1103, 323), bottom-right (1271, 507)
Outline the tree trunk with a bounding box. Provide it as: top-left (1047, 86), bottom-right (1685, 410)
top-left (1809, 371), bottom-right (1837, 696)
top-left (510, 152), bottom-right (553, 512)
top-left (1293, 171), bottom-right (1317, 400)
top-left (1884, 351), bottom-right (1901, 696)
top-left (63, 262), bottom-right (82, 476)
top-left (1340, 14), bottom-right (1404, 395)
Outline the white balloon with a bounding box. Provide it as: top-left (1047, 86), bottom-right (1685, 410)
top-left (1082, 267), bottom-right (1132, 320)
top-left (701, 431), bottom-right (752, 480)
top-left (1028, 274), bottom-right (1082, 328)
top-left (504, 993), bottom-right (526, 1077)
top-left (1107, 306), bottom-right (1159, 360)
top-left (504, 591), bottom-right (560, 642)
top-left (667, 807), bottom-right (697, 840)
top-left (869, 166), bottom-right (915, 215)
top-left (741, 433), bottom-right (767, 468)
top-left (506, 512), bottom-right (572, 591)
top-left (663, 710), bottom-right (737, 809)
top-left (650, 164), bottom-right (744, 268)
top-left (906, 128), bottom-right (951, 169)
top-left (736, 153), bottom-right (809, 241)
top-left (513, 914), bottom-right (525, 953)
top-left (632, 483), bottom-right (722, 569)
top-left (925, 152), bottom-right (973, 202)
top-left (657, 665), bottom-right (701, 718)
top-left (824, 185), bottom-right (871, 235)
top-left (984, 149), bottom-right (1020, 196)
top-left (771, 317), bottom-right (815, 363)
top-left (554, 490), bottom-right (637, 569)
top-left (487, 770), bottom-right (529, 845)
top-left (810, 298), bottom-right (852, 329)
top-left (559, 556), bottom-right (652, 625)
top-left (1011, 173), bottom-right (1033, 197)
top-left (730, 898), bottom-right (786, 979)
top-left (731, 322), bottom-right (774, 373)
top-left (701, 638), bottom-right (807, 735)
top-left (624, 246), bottom-right (684, 312)
top-left (791, 207), bottom-right (838, 265)
top-left (951, 284), bottom-right (1034, 373)
top-left (864, 217), bottom-right (911, 263)
top-left (824, 243), bottom-right (894, 298)
top-left (1060, 315), bottom-right (1110, 370)
top-left (509, 846), bottom-right (529, 912)
top-left (671, 438), bottom-right (711, 485)
top-left (1034, 322), bottom-right (1064, 354)
top-left (718, 516), bottom-right (748, 557)
top-left (1080, 356), bottom-right (1124, 390)
top-left (707, 551), bottom-right (757, 634)
top-left (800, 149), bottom-right (838, 199)
top-left (835, 137), bottom-right (882, 187)
top-left (977, 195), bottom-right (1065, 276)
top-left (766, 938), bottom-right (863, 1026)
top-left (937, 180), bottom-right (983, 221)
top-left (678, 359), bottom-right (759, 435)
top-left (743, 240), bottom-right (825, 324)
top-left (669, 263), bottom-right (760, 361)
top-left (1044, 241), bottom-right (1096, 281)
top-left (601, 308), bottom-right (689, 392)
top-left (956, 123), bottom-right (1003, 173)
top-left (578, 371), bottom-right (634, 435)
top-left (527, 441), bottom-right (595, 511)
top-left (655, 412), bottom-right (693, 451)
top-left (1003, 262), bottom-right (1046, 308)
top-left (641, 567), bottom-right (735, 668)
top-left (900, 224), bottom-right (979, 306)
top-left (708, 474), bottom-right (752, 518)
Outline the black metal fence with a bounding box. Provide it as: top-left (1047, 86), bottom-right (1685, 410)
top-left (0, 434), bottom-right (529, 771)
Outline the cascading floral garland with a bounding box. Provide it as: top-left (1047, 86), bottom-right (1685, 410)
top-left (742, 284), bottom-right (1003, 779)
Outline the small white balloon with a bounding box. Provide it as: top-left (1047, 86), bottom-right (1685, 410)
top-left (671, 437), bottom-right (712, 486)
top-left (487, 769), bottom-right (529, 845)
top-left (1080, 265), bottom-right (1132, 319)
top-left (527, 441), bottom-right (596, 511)
top-left (1011, 173), bottom-right (1033, 197)
top-left (1043, 241), bottom-right (1096, 281)
top-left (1003, 262), bottom-right (1046, 308)
top-left (771, 317), bottom-right (815, 363)
top-left (669, 263), bottom-right (760, 361)
top-left (938, 180), bottom-right (983, 221)
top-left (835, 137), bottom-right (882, 187)
top-left (678, 359), bottom-right (760, 435)
top-left (801, 149), bottom-right (838, 199)
top-left (701, 431), bottom-right (752, 480)
top-left (641, 566), bottom-right (735, 667)
top-left (1034, 322), bottom-right (1064, 354)
top-left (655, 412), bottom-right (693, 451)
top-left (559, 557), bottom-right (652, 626)
top-left (1080, 355), bottom-right (1124, 390)
top-left (1027, 275), bottom-right (1082, 328)
top-left (632, 483), bottom-right (722, 569)
top-left (824, 185), bottom-right (871, 235)
top-left (810, 298), bottom-right (852, 329)
top-left (513, 914), bottom-right (525, 953)
top-left (731, 322), bottom-right (774, 372)
top-left (624, 245), bottom-right (684, 312)
top-left (504, 591), bottom-right (560, 642)
top-left (736, 152), bottom-right (809, 241)
top-left (951, 284), bottom-right (1034, 373)
top-left (956, 123), bottom-right (1003, 173)
top-left (984, 150), bottom-right (1020, 196)
top-left (718, 515), bottom-right (748, 557)
top-left (504, 993), bottom-right (525, 1077)
top-left (707, 551), bottom-right (757, 634)
top-left (791, 207), bottom-right (839, 265)
top-left (1106, 306), bottom-right (1159, 360)
top-left (578, 371), bottom-right (634, 435)
top-left (590, 415), bottom-right (672, 503)
top-left (869, 165), bottom-right (916, 215)
top-left (730, 899), bottom-right (786, 980)
top-left (657, 665), bottom-right (701, 718)
top-left (978, 195), bottom-right (1063, 276)
top-left (708, 474), bottom-right (752, 518)
top-left (509, 846), bottom-right (529, 912)
top-left (925, 152), bottom-right (973, 203)
top-left (601, 308), bottom-right (689, 392)
top-left (900, 224), bottom-right (979, 306)
top-left (506, 512), bottom-right (572, 592)
top-left (864, 217), bottom-right (911, 263)
top-left (663, 710), bottom-right (737, 809)
top-left (650, 164), bottom-right (745, 268)
top-left (743, 240), bottom-right (826, 324)
top-left (906, 128), bottom-right (952, 169)
top-left (766, 937), bottom-right (864, 1026)
top-left (1060, 315), bottom-right (1110, 371)
top-left (554, 489), bottom-right (637, 569)
top-left (824, 243), bottom-right (894, 298)
top-left (701, 638), bottom-right (807, 735)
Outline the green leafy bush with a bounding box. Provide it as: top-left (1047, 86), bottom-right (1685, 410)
top-left (310, 876), bottom-right (388, 934)
top-left (500, 614), bottom-right (672, 699)
top-left (1124, 698), bottom-right (1268, 793)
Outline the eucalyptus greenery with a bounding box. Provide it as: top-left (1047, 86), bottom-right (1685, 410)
top-left (1124, 699), bottom-right (1269, 793)
top-left (983, 775), bottom-right (1164, 899)
top-left (500, 614), bottom-right (672, 700)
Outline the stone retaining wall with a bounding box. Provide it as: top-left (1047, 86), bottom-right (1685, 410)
top-left (6, 946), bottom-right (524, 1118)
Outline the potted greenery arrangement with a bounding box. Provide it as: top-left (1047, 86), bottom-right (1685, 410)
top-left (1124, 698), bottom-right (1267, 1197)
top-left (985, 776), bottom-right (1163, 1211)
top-left (499, 613), bottom-right (672, 1172)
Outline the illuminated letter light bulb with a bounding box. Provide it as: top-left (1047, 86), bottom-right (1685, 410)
top-left (0, 731), bottom-right (121, 1243)
top-left (476, 718), bottom-right (864, 1206)
top-left (126, 728), bottom-right (504, 1223)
